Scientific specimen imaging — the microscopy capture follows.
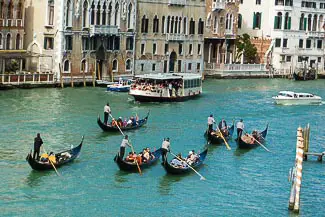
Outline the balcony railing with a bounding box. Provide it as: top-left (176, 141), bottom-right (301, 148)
top-left (7, 19), bottom-right (13, 27)
top-left (168, 0), bottom-right (186, 6)
top-left (205, 63), bottom-right (266, 71)
top-left (16, 19), bottom-right (23, 27)
top-left (166, 34), bottom-right (186, 41)
top-left (89, 25), bottom-right (119, 36)
top-left (225, 29), bottom-right (234, 36)
top-left (212, 1), bottom-right (225, 11)
top-left (0, 73), bottom-right (55, 84)
top-left (307, 31), bottom-right (325, 38)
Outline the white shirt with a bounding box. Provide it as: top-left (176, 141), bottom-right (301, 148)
top-left (104, 105), bottom-right (111, 113)
top-left (208, 117), bottom-right (215, 125)
top-left (161, 140), bottom-right (170, 150)
top-left (120, 139), bottom-right (130, 148)
top-left (168, 83), bottom-right (172, 90)
top-left (236, 121), bottom-right (244, 130)
top-left (127, 119), bottom-right (132, 125)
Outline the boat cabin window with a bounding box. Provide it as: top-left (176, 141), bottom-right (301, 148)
top-left (184, 79), bottom-right (201, 88)
top-left (286, 94), bottom-right (293, 97)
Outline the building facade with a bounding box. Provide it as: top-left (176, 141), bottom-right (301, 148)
top-left (238, 0), bottom-right (325, 73)
top-left (204, 0), bottom-right (239, 67)
top-left (25, 0), bottom-right (136, 80)
top-left (134, 0), bottom-right (205, 75)
top-left (0, 0), bottom-right (25, 73)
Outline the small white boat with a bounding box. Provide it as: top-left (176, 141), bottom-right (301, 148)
top-left (106, 79), bottom-right (132, 92)
top-left (272, 91), bottom-right (322, 105)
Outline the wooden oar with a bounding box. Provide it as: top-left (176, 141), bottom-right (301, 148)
top-left (129, 141), bottom-right (142, 175)
top-left (170, 151), bottom-right (206, 180)
top-left (42, 146), bottom-right (61, 176)
top-left (109, 113), bottom-right (125, 136)
top-left (244, 131), bottom-right (271, 153)
top-left (216, 125), bottom-right (231, 150)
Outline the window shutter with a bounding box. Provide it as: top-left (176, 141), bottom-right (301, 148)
top-left (259, 13), bottom-right (262, 28)
top-left (44, 38), bottom-right (47, 49)
top-left (253, 12), bottom-right (256, 29)
top-left (288, 17), bottom-right (291, 30)
top-left (274, 16), bottom-right (278, 29)
top-left (304, 18), bottom-right (307, 30)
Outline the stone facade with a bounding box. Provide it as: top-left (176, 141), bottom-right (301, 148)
top-left (0, 0), bottom-right (25, 73)
top-left (204, 0), bottom-right (239, 66)
top-left (134, 0), bottom-right (205, 75)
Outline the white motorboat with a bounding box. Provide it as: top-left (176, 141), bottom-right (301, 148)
top-left (129, 73), bottom-right (202, 102)
top-left (272, 91), bottom-right (322, 105)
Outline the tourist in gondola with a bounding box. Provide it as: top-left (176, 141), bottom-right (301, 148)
top-left (207, 114), bottom-right (216, 133)
top-left (218, 118), bottom-right (228, 136)
top-left (120, 135), bottom-right (131, 159)
top-left (236, 119), bottom-right (245, 139)
top-left (33, 133), bottom-right (43, 160)
top-left (104, 103), bottom-right (111, 125)
top-left (161, 138), bottom-right (170, 162)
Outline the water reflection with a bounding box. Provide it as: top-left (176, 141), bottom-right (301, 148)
top-left (158, 173), bottom-right (183, 196)
top-left (25, 170), bottom-right (52, 188)
top-left (114, 170), bottom-right (130, 184)
top-left (233, 147), bottom-right (254, 157)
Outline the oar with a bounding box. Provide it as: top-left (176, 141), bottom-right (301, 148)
top-left (169, 151), bottom-right (206, 180)
top-left (244, 131), bottom-right (271, 153)
top-left (216, 125), bottom-right (231, 150)
top-left (129, 141), bottom-right (142, 175)
top-left (41, 146), bottom-right (61, 176)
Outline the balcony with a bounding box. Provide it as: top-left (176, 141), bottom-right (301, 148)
top-left (166, 34), bottom-right (186, 41)
top-left (307, 31), bottom-right (325, 38)
top-left (16, 19), bottom-right (23, 27)
top-left (168, 0), bottom-right (186, 6)
top-left (225, 29), bottom-right (235, 37)
top-left (212, 1), bottom-right (225, 11)
top-left (89, 25), bottom-right (119, 36)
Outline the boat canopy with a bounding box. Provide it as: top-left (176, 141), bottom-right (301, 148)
top-left (135, 73), bottom-right (202, 80)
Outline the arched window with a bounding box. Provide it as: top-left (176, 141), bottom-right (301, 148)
top-left (102, 2), bottom-right (106, 25)
top-left (48, 0), bottom-right (54, 26)
top-left (82, 0), bottom-right (89, 27)
top-left (175, 17), bottom-right (178, 34)
top-left (198, 18), bottom-right (204, 34)
top-left (171, 17), bottom-right (174, 34)
top-left (178, 17), bottom-right (181, 33)
top-left (238, 14), bottom-right (242, 29)
top-left (108, 2), bottom-right (112, 25)
top-left (207, 13), bottom-right (211, 27)
top-left (141, 15), bottom-right (148, 33)
top-left (17, 0), bottom-right (23, 19)
top-left (125, 59), bottom-right (131, 71)
top-left (66, 0), bottom-right (73, 27)
top-left (112, 59), bottom-right (118, 71)
top-left (299, 13), bottom-right (305, 30)
top-left (91, 1), bottom-right (95, 25)
top-left (96, 2), bottom-right (101, 25)
top-left (114, 2), bottom-right (120, 26)
top-left (318, 15), bottom-right (324, 31)
top-left (153, 15), bottom-right (159, 33)
top-left (167, 16), bottom-right (170, 33)
top-left (63, 60), bottom-right (70, 73)
top-left (189, 18), bottom-right (195, 34)
top-left (16, 34), bottom-right (20, 49)
top-left (81, 59), bottom-right (88, 72)
top-left (284, 12), bottom-right (291, 30)
top-left (308, 14), bottom-right (312, 31)
top-left (0, 1), bottom-right (4, 19)
top-left (274, 12), bottom-right (282, 29)
top-left (127, 3), bottom-right (133, 29)
top-left (312, 14), bottom-right (317, 31)
top-left (6, 33), bottom-right (11, 50)
top-left (161, 16), bottom-right (165, 33)
top-left (183, 17), bottom-right (187, 35)
top-left (7, 0), bottom-right (13, 19)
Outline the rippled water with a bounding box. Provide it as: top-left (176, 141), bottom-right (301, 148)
top-left (0, 79), bottom-right (324, 216)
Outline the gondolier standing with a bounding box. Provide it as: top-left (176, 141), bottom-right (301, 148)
top-left (161, 138), bottom-right (170, 162)
top-left (120, 135), bottom-right (131, 159)
top-left (104, 103), bottom-right (111, 125)
top-left (33, 133), bottom-right (43, 160)
top-left (236, 119), bottom-right (245, 139)
top-left (207, 114), bottom-right (216, 133)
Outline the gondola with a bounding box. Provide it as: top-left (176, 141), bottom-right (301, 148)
top-left (204, 124), bottom-right (234, 145)
top-left (97, 111), bottom-right (149, 132)
top-left (236, 124), bottom-right (268, 149)
top-left (26, 136), bottom-right (84, 171)
top-left (114, 148), bottom-right (162, 172)
top-left (161, 149), bottom-right (208, 175)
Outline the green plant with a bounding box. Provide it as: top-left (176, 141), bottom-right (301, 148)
top-left (235, 34), bottom-right (258, 64)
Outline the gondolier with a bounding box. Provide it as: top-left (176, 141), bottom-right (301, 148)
top-left (161, 138), bottom-right (170, 162)
top-left (120, 135), bottom-right (131, 159)
top-left (104, 103), bottom-right (111, 125)
top-left (236, 119), bottom-right (245, 139)
top-left (207, 114), bottom-right (215, 133)
top-left (33, 133), bottom-right (43, 160)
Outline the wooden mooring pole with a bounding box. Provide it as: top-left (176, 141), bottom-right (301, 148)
top-left (288, 126), bottom-right (304, 213)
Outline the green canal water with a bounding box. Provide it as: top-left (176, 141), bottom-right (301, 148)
top-left (0, 79), bottom-right (324, 216)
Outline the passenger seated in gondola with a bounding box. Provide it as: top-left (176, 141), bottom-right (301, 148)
top-left (58, 152), bottom-right (71, 162)
top-left (186, 150), bottom-right (199, 165)
top-left (126, 117), bottom-right (133, 126)
top-left (126, 152), bottom-right (137, 162)
top-left (132, 117), bottom-right (137, 126)
top-left (171, 154), bottom-right (186, 168)
top-left (40, 153), bottom-right (49, 162)
top-left (48, 152), bottom-right (57, 164)
top-left (142, 149), bottom-right (150, 163)
top-left (218, 118), bottom-right (229, 136)
top-left (117, 117), bottom-right (123, 127)
top-left (242, 133), bottom-right (254, 144)
top-left (146, 147), bottom-right (155, 160)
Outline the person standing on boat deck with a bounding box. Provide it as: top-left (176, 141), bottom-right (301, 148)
top-left (104, 103), bottom-right (111, 125)
top-left (236, 119), bottom-right (245, 139)
top-left (161, 138), bottom-right (171, 162)
top-left (207, 114), bottom-right (216, 133)
top-left (168, 83), bottom-right (173, 97)
top-left (120, 135), bottom-right (131, 159)
top-left (33, 133), bottom-right (43, 160)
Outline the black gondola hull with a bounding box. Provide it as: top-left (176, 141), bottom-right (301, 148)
top-left (26, 137), bottom-right (84, 171)
top-left (114, 148), bottom-right (162, 172)
top-left (204, 124), bottom-right (234, 145)
top-left (97, 112), bottom-right (149, 132)
top-left (293, 72), bottom-right (316, 81)
top-left (237, 125), bottom-right (268, 149)
top-left (161, 149), bottom-right (208, 175)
